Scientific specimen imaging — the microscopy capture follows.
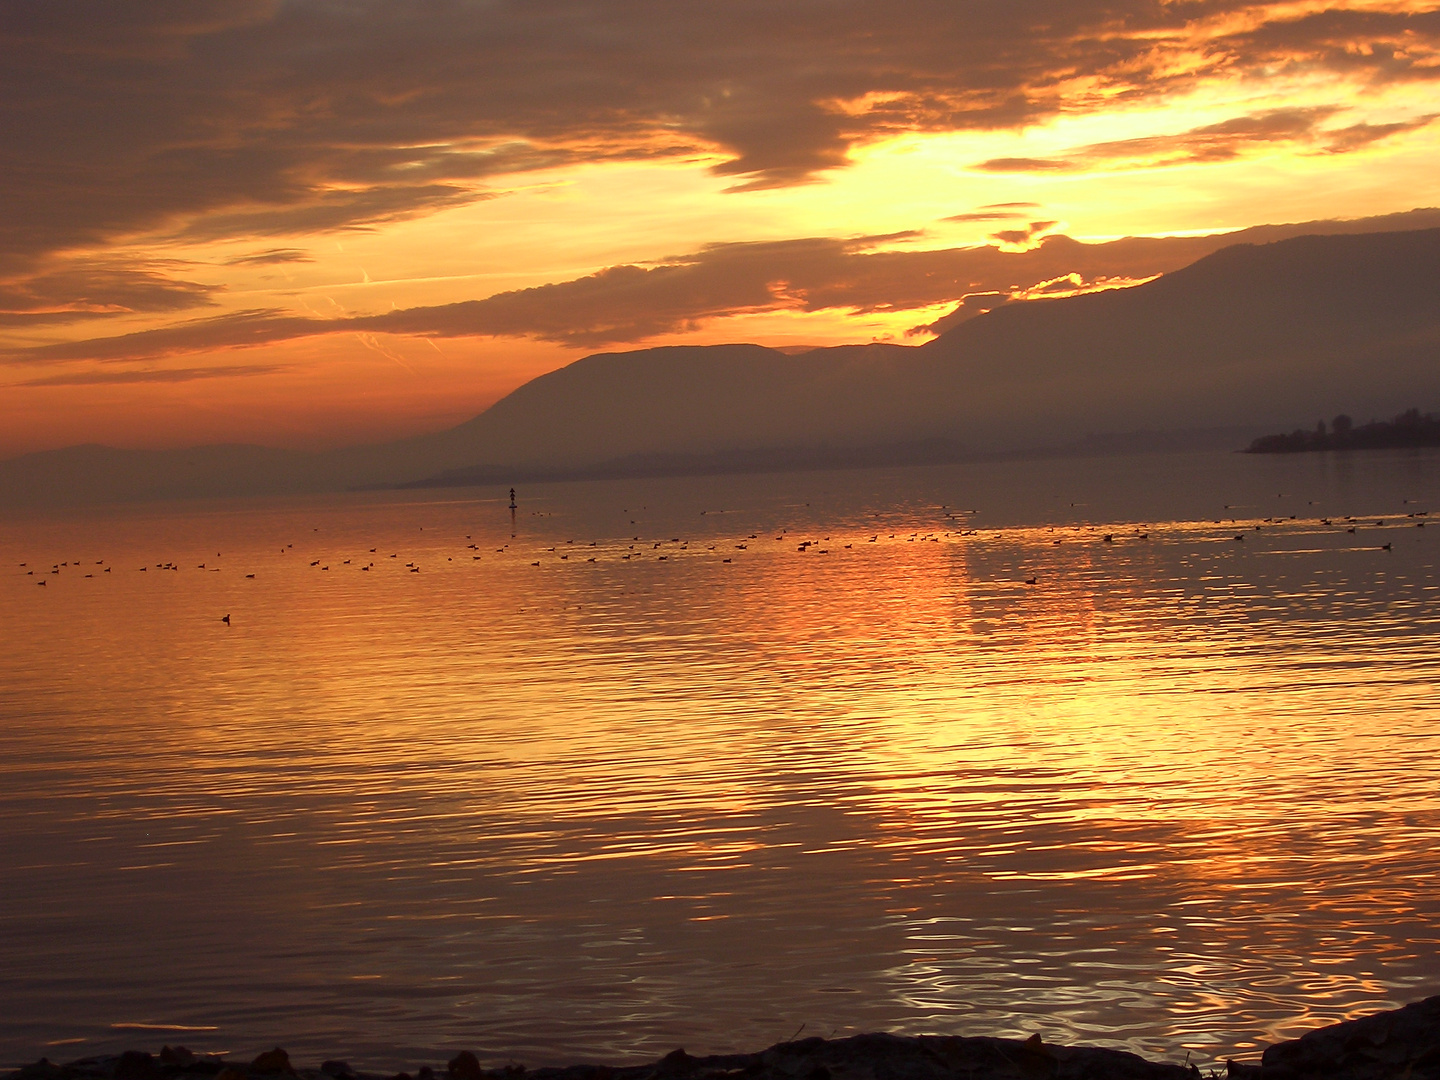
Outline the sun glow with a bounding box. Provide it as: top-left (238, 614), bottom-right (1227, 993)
top-left (5, 2), bottom-right (1440, 454)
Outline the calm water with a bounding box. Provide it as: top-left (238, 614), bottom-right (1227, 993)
top-left (2, 449), bottom-right (1438, 1072)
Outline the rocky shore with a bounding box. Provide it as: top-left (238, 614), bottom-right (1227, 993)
top-left (7, 997), bottom-right (1438, 1080)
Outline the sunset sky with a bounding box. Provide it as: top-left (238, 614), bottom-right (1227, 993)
top-left (3, 1), bottom-right (1438, 457)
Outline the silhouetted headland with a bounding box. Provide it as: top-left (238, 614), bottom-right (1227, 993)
top-left (7, 997), bottom-right (1440, 1080)
top-left (1246, 408), bottom-right (1440, 454)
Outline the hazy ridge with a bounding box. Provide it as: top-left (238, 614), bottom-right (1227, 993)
top-left (4, 224), bottom-right (1439, 508)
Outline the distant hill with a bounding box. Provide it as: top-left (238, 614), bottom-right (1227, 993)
top-left (394, 226), bottom-right (1440, 479)
top-left (3, 226), bottom-right (1439, 508)
top-left (907, 227), bottom-right (1440, 446)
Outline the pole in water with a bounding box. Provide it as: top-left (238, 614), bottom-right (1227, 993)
top-left (509, 487), bottom-right (517, 509)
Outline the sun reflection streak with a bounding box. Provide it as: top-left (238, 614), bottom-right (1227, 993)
top-left (1, 457), bottom-right (1438, 1065)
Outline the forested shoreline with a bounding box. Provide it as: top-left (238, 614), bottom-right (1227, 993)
top-left (1247, 409), bottom-right (1440, 453)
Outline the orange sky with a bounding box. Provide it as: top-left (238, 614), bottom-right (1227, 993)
top-left (3, 1), bottom-right (1439, 457)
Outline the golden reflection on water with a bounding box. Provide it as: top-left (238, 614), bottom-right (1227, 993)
top-left (1, 452), bottom-right (1438, 1071)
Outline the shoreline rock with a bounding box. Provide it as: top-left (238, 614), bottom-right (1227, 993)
top-left (7, 997), bottom-right (1438, 1080)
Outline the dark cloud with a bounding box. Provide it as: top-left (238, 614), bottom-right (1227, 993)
top-left (18, 363), bottom-right (289, 387)
top-left (976, 107), bottom-right (1353, 171)
top-left (12, 310), bottom-right (321, 363)
top-left (976, 157), bottom-right (1075, 173)
top-left (989, 220), bottom-right (1059, 245)
top-left (944, 210), bottom-right (1031, 222)
top-left (176, 184), bottom-right (496, 242)
top-left (1213, 8), bottom-right (1440, 85)
top-left (0, 261), bottom-right (218, 325)
top-left (223, 248), bottom-right (313, 266)
top-left (0, 312), bottom-right (119, 328)
top-left (1319, 116), bottom-right (1440, 154)
top-left (3, 2), bottom-right (1438, 272)
top-left (361, 234), bottom-right (1081, 347)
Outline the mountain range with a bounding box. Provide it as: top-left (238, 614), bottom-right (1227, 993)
top-left (5, 225), bottom-right (1439, 508)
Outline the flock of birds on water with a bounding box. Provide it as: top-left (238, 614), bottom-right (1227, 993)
top-left (13, 498), bottom-right (1431, 633)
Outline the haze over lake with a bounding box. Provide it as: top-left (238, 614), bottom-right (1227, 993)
top-left (3, 449), bottom-right (1438, 1072)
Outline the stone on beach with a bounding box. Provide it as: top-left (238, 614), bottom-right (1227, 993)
top-left (249, 1051), bottom-right (294, 1077)
top-left (1246, 995), bottom-right (1440, 1079)
top-left (113, 1054), bottom-right (160, 1080)
top-left (7, 998), bottom-right (1440, 1080)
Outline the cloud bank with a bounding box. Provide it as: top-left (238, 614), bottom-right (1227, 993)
top-left (13, 209), bottom-right (1440, 366)
top-left (976, 106), bottom-right (1438, 171)
top-left (4, 0), bottom-right (1439, 274)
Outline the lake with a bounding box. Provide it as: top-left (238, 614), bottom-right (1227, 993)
top-left (2, 448), bottom-right (1438, 1072)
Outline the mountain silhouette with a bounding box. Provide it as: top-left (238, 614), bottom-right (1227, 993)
top-left (4, 227), bottom-right (1438, 507)
top-left (403, 226), bottom-right (1440, 479)
top-left (910, 226), bottom-right (1440, 445)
